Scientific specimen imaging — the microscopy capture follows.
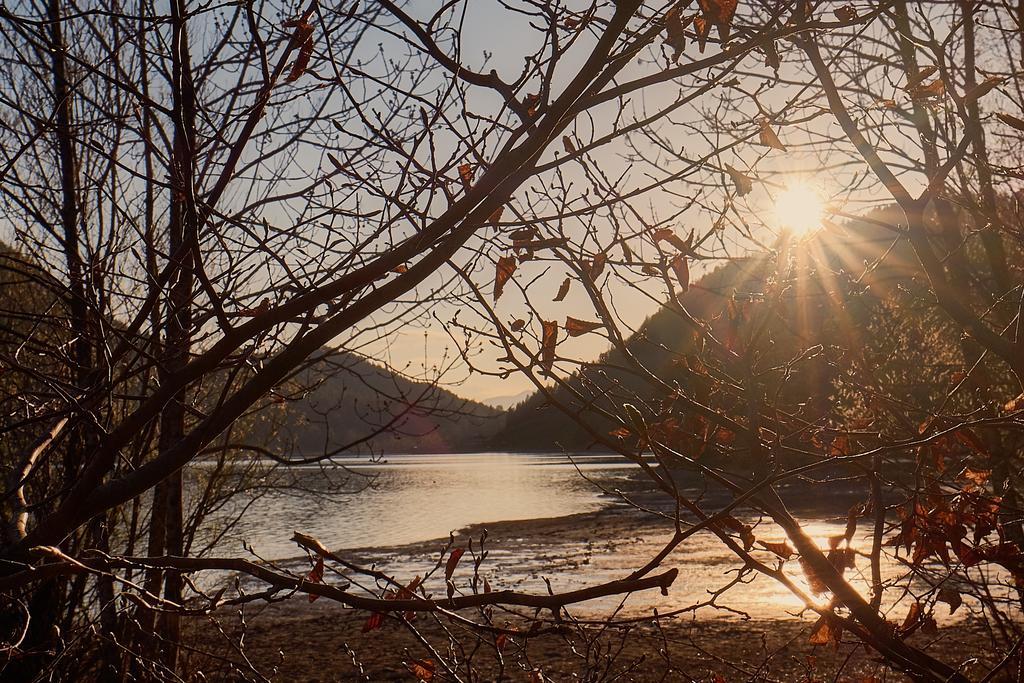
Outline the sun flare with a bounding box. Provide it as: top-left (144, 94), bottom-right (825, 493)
top-left (773, 182), bottom-right (826, 235)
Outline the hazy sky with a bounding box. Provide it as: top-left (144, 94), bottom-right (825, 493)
top-left (344, 1), bottom-right (837, 404)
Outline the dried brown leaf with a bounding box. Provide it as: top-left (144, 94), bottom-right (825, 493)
top-left (445, 547), bottom-right (465, 582)
top-left (757, 539), bottom-right (795, 560)
top-left (833, 4), bottom-right (857, 21)
top-left (541, 320), bottom-right (558, 371)
top-left (759, 119), bottom-right (786, 151)
top-left (553, 277), bottom-right (571, 302)
top-left (458, 163), bottom-right (474, 190)
top-left (808, 615), bottom-right (841, 646)
top-left (565, 316), bottom-right (604, 337)
top-left (670, 254), bottom-right (690, 292)
top-left (286, 26), bottom-right (315, 82)
top-left (494, 256), bottom-right (518, 302)
top-left (725, 164), bottom-right (753, 196)
top-left (405, 658), bottom-right (435, 681)
top-left (937, 587), bottom-right (962, 615)
top-left (305, 555), bottom-right (324, 603)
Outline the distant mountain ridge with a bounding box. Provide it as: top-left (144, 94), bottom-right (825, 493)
top-left (263, 349), bottom-right (505, 455)
top-left (0, 242), bottom-right (503, 457)
top-left (481, 389), bottom-right (534, 410)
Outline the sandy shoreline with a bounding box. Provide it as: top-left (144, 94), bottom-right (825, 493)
top-left (185, 504), bottom-right (1013, 680)
top-left (186, 605), bottom-right (1000, 681)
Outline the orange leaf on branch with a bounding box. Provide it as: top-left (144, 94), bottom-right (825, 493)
top-left (719, 515), bottom-right (756, 550)
top-left (844, 503), bottom-right (862, 542)
top-left (553, 277), bottom-right (571, 302)
top-left (954, 427), bottom-right (989, 455)
top-left (620, 239), bottom-right (634, 263)
top-left (693, 15), bottom-right (710, 52)
top-left (389, 575), bottom-right (422, 601)
top-left (713, 426), bottom-right (735, 445)
top-left (286, 24), bottom-right (315, 82)
top-left (808, 615), bottom-right (842, 646)
top-left (494, 256), bottom-right (517, 302)
top-left (362, 612), bottom-right (385, 632)
top-left (959, 467), bottom-right (991, 487)
top-left (799, 556), bottom-right (829, 594)
top-left (523, 93), bottom-right (541, 117)
top-left (445, 547), bottom-right (465, 599)
top-left (445, 547), bottom-right (465, 582)
top-left (762, 41), bottom-right (781, 72)
top-left (827, 547), bottom-right (856, 571)
top-left (305, 554), bottom-right (324, 603)
top-left (541, 320), bottom-right (558, 372)
top-left (458, 163), bottom-right (474, 190)
top-left (758, 119), bottom-right (786, 151)
top-left (909, 78), bottom-right (946, 101)
top-left (937, 587), bottom-right (962, 615)
top-left (965, 76), bottom-right (1003, 103)
top-left (235, 297), bottom-right (271, 318)
top-left (757, 539), bottom-right (795, 560)
top-left (405, 658), bottom-right (435, 681)
top-left (997, 113), bottom-right (1024, 133)
top-left (830, 434), bottom-right (851, 457)
top-left (724, 164), bottom-right (753, 196)
top-left (898, 601), bottom-right (924, 635)
top-left (906, 65), bottom-right (938, 89)
top-left (663, 5), bottom-right (692, 62)
top-left (565, 317), bottom-right (604, 337)
top-left (812, 430), bottom-right (851, 457)
top-left (698, 0), bottom-right (737, 42)
top-left (670, 254), bottom-right (689, 293)
top-left (833, 4), bottom-right (857, 21)
top-left (651, 228), bottom-right (692, 253)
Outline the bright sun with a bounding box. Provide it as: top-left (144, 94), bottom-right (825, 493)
top-left (773, 183), bottom-right (826, 234)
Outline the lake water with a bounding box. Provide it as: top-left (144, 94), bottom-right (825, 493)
top-left (198, 452), bottom-right (640, 559)
top-left (195, 452), bottom-right (1008, 621)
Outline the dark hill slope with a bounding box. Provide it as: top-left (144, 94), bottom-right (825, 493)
top-left (262, 349), bottom-right (503, 456)
top-left (0, 244), bottom-right (502, 458)
top-left (491, 209), bottom-right (941, 451)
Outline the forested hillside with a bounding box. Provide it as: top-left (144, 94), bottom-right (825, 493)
top-left (493, 208), bottom-right (1005, 452)
top-left (0, 244), bottom-right (501, 464)
top-left (258, 350), bottom-right (503, 456)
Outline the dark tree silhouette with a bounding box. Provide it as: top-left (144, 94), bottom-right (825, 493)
top-left (2, 0), bottom-right (1024, 680)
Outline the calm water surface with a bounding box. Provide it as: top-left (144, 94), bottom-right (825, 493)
top-left (200, 452), bottom-right (638, 559)
top-left (196, 453), bottom-right (1010, 621)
